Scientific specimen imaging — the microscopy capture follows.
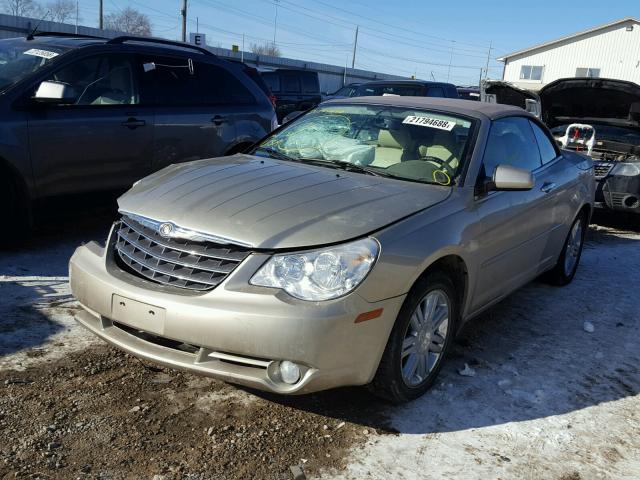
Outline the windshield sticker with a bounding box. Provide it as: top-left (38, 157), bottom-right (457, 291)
top-left (403, 115), bottom-right (455, 131)
top-left (23, 48), bottom-right (59, 59)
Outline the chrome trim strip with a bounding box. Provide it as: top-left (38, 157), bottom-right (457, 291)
top-left (119, 210), bottom-right (254, 248)
top-left (207, 351), bottom-right (271, 368)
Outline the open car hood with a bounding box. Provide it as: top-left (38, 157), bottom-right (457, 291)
top-left (117, 155), bottom-right (451, 250)
top-left (540, 78), bottom-right (640, 130)
top-left (482, 81), bottom-right (540, 110)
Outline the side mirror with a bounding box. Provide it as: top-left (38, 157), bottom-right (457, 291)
top-left (32, 81), bottom-right (77, 104)
top-left (492, 164), bottom-right (534, 191)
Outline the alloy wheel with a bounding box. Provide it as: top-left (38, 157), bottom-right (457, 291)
top-left (401, 289), bottom-right (450, 387)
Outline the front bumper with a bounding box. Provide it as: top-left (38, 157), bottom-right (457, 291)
top-left (69, 241), bottom-right (405, 394)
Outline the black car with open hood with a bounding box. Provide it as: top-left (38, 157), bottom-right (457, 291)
top-left (540, 78), bottom-right (640, 215)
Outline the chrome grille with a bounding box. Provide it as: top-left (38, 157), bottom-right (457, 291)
top-left (593, 162), bottom-right (614, 179)
top-left (114, 215), bottom-right (251, 291)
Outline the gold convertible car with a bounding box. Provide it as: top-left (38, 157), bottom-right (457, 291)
top-left (70, 97), bottom-right (594, 403)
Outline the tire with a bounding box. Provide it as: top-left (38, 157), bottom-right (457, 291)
top-left (544, 211), bottom-right (587, 286)
top-left (0, 175), bottom-right (31, 248)
top-left (370, 271), bottom-right (458, 404)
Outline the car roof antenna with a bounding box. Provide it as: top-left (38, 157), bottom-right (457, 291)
top-left (26, 10), bottom-right (51, 41)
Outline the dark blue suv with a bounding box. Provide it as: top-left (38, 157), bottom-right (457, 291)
top-left (0, 33), bottom-right (276, 244)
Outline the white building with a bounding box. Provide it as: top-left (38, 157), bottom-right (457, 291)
top-left (498, 17), bottom-right (640, 90)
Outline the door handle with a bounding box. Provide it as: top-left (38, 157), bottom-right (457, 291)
top-left (540, 182), bottom-right (557, 193)
top-left (211, 115), bottom-right (226, 126)
top-left (121, 117), bottom-right (146, 129)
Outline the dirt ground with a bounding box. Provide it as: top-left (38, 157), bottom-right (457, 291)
top-left (0, 345), bottom-right (391, 480)
top-left (1, 204), bottom-right (639, 479)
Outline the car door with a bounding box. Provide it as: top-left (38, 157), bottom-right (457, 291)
top-left (528, 119), bottom-right (577, 267)
top-left (141, 55), bottom-right (237, 171)
top-left (470, 116), bottom-right (555, 311)
top-left (27, 53), bottom-right (153, 198)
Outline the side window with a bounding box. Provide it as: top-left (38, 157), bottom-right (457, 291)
top-left (262, 73), bottom-right (280, 93)
top-left (142, 55), bottom-right (201, 106)
top-left (392, 85), bottom-right (422, 96)
top-left (427, 87), bottom-right (445, 97)
top-left (301, 74), bottom-right (318, 93)
top-left (200, 63), bottom-right (256, 105)
top-left (482, 117), bottom-right (542, 178)
top-left (282, 75), bottom-right (300, 93)
top-left (47, 54), bottom-right (138, 105)
top-left (529, 120), bottom-right (558, 164)
top-left (140, 58), bottom-right (254, 106)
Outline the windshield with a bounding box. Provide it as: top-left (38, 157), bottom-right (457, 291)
top-left (255, 104), bottom-right (475, 186)
top-left (0, 39), bottom-right (68, 91)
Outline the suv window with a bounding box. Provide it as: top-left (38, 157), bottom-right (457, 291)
top-left (262, 72), bottom-right (280, 93)
top-left (482, 117), bottom-right (541, 177)
top-left (427, 87), bottom-right (445, 97)
top-left (529, 120), bottom-right (558, 164)
top-left (282, 74), bottom-right (300, 93)
top-left (200, 63), bottom-right (255, 104)
top-left (301, 74), bottom-right (318, 93)
top-left (143, 56), bottom-right (254, 105)
top-left (47, 54), bottom-right (138, 105)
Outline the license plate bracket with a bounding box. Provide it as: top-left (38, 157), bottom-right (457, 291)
top-left (111, 294), bottom-right (166, 335)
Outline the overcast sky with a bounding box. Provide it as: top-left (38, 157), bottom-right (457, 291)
top-left (71, 0), bottom-right (639, 85)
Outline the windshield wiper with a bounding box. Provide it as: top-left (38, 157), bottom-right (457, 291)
top-left (328, 160), bottom-right (397, 178)
top-left (253, 146), bottom-right (300, 162)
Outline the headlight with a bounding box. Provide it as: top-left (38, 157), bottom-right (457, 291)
top-left (611, 162), bottom-right (640, 176)
top-left (250, 238), bottom-right (379, 301)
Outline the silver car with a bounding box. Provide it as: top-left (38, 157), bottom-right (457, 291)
top-left (70, 97), bottom-right (594, 403)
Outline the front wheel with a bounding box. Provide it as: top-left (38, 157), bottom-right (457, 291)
top-left (0, 176), bottom-right (31, 248)
top-left (545, 212), bottom-right (587, 286)
top-left (371, 272), bottom-right (458, 404)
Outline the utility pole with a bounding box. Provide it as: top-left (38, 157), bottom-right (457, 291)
top-left (351, 25), bottom-right (358, 69)
top-left (181, 0), bottom-right (187, 42)
top-left (75, 0), bottom-right (78, 34)
top-left (484, 40), bottom-right (492, 80)
top-left (273, 0), bottom-right (279, 47)
top-left (99, 0), bottom-right (103, 29)
top-left (447, 40), bottom-right (454, 82)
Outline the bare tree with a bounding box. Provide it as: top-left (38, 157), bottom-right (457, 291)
top-left (250, 42), bottom-right (281, 57)
top-left (46, 0), bottom-right (74, 23)
top-left (2, 0), bottom-right (44, 17)
top-left (104, 7), bottom-right (152, 36)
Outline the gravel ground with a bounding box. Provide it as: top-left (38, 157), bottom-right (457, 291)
top-left (1, 208), bottom-right (638, 479)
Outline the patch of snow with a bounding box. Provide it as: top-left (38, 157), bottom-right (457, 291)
top-left (326, 225), bottom-right (640, 480)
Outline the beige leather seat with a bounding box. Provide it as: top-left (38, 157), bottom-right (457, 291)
top-left (372, 130), bottom-right (410, 168)
top-left (90, 64), bottom-right (135, 105)
top-left (419, 131), bottom-right (459, 169)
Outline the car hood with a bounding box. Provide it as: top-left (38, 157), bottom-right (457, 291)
top-left (540, 78), bottom-right (640, 130)
top-left (117, 155), bottom-right (451, 249)
top-left (483, 81), bottom-right (539, 109)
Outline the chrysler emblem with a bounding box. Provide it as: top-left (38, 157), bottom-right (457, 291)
top-left (158, 222), bottom-right (174, 237)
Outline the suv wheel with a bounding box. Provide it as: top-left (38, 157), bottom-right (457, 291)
top-left (545, 212), bottom-right (587, 286)
top-left (0, 175), bottom-right (30, 248)
top-left (371, 272), bottom-right (457, 403)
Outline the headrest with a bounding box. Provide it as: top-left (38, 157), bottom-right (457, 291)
top-left (378, 129), bottom-right (407, 148)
